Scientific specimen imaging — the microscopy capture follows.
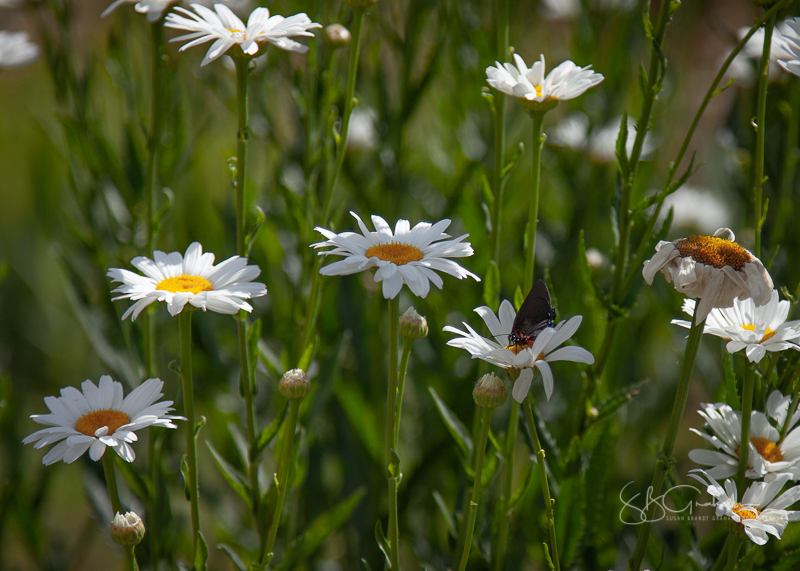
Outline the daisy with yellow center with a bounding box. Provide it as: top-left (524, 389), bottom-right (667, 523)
top-left (312, 212), bottom-right (479, 299)
top-left (643, 228), bottom-right (773, 323)
top-left (443, 299), bottom-right (594, 402)
top-left (672, 290), bottom-right (800, 363)
top-left (23, 376), bottom-right (182, 465)
top-left (165, 3), bottom-right (321, 66)
top-left (485, 53), bottom-right (604, 113)
top-left (107, 242), bottom-right (267, 320)
top-left (688, 393), bottom-right (800, 481)
top-left (690, 470), bottom-right (800, 545)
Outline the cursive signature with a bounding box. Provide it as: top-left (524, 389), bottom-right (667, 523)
top-left (618, 482), bottom-right (716, 525)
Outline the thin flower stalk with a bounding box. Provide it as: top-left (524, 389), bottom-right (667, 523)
top-left (457, 406), bottom-right (493, 571)
top-left (260, 398), bottom-right (301, 570)
top-left (386, 296), bottom-right (401, 568)
top-left (739, 365), bottom-right (757, 488)
top-left (489, 0), bottom-right (508, 264)
top-left (628, 314), bottom-right (704, 571)
top-left (394, 336), bottom-right (413, 447)
top-left (723, 538), bottom-right (743, 571)
top-left (233, 55), bottom-right (260, 519)
top-left (753, 13), bottom-right (777, 258)
top-left (179, 310), bottom-right (201, 559)
top-left (524, 111), bottom-right (545, 293)
top-left (494, 400), bottom-right (518, 571)
top-left (780, 393), bottom-right (800, 444)
top-left (103, 453), bottom-right (140, 571)
top-left (522, 395), bottom-right (560, 571)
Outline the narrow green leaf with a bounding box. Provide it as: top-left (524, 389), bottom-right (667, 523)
top-left (245, 206), bottom-right (266, 259)
top-left (481, 87), bottom-right (496, 114)
top-left (194, 416), bottom-right (206, 439)
top-left (334, 379), bottom-right (383, 463)
top-left (638, 64), bottom-right (649, 98)
top-left (615, 112), bottom-right (630, 179)
top-left (375, 520), bottom-right (392, 569)
top-left (723, 350), bottom-right (740, 409)
top-left (501, 142), bottom-right (524, 183)
top-left (253, 402), bottom-right (289, 461)
top-left (712, 76), bottom-right (735, 98)
top-left (216, 544), bottom-right (246, 571)
top-left (297, 335), bottom-right (317, 372)
top-left (194, 530), bottom-right (209, 571)
top-left (482, 260), bottom-right (501, 312)
top-left (115, 456), bottom-right (151, 501)
top-left (361, 558), bottom-right (373, 571)
top-left (258, 339), bottom-right (285, 379)
top-left (207, 442), bottom-right (252, 509)
top-left (428, 387), bottom-right (473, 458)
top-left (181, 455), bottom-right (191, 501)
top-left (432, 491), bottom-right (457, 538)
top-left (246, 318), bottom-right (262, 395)
top-left (589, 381), bottom-right (646, 428)
top-left (514, 285), bottom-right (524, 311)
top-left (480, 174), bottom-right (493, 208)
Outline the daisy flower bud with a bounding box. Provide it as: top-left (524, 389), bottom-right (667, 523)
top-left (325, 24), bottom-right (351, 47)
top-left (399, 307), bottom-right (428, 340)
top-left (110, 512), bottom-right (145, 546)
top-left (473, 373), bottom-right (507, 409)
top-left (279, 369), bottom-right (310, 400)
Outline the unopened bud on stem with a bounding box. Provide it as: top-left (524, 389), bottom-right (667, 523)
top-left (325, 24), bottom-right (351, 47)
top-left (399, 306), bottom-right (428, 340)
top-left (279, 369), bottom-right (310, 400)
top-left (110, 512), bottom-right (145, 546)
top-left (473, 373), bottom-right (507, 409)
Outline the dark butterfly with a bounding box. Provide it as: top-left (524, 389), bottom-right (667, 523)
top-left (507, 279), bottom-right (556, 351)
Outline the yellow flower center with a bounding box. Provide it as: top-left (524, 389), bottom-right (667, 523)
top-left (740, 324), bottom-right (777, 343)
top-left (732, 503), bottom-right (761, 521)
top-left (750, 437), bottom-right (784, 462)
top-left (156, 275), bottom-right (213, 295)
top-left (75, 409), bottom-right (131, 437)
top-left (674, 235), bottom-right (750, 270)
top-left (365, 243), bottom-right (424, 266)
top-left (535, 85), bottom-right (543, 98)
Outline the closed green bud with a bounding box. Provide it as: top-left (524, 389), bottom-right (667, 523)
top-left (399, 306), bottom-right (428, 340)
top-left (110, 512), bottom-right (145, 546)
top-left (473, 373), bottom-right (507, 409)
top-left (344, 0), bottom-right (378, 7)
top-left (325, 24), bottom-right (351, 47)
top-left (279, 368), bottom-right (310, 400)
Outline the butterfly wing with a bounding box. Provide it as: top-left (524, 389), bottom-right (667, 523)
top-left (511, 280), bottom-right (554, 344)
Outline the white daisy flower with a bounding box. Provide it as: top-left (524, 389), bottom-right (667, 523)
top-left (165, 3), bottom-right (321, 66)
top-left (102, 0), bottom-right (178, 23)
top-left (737, 23), bottom-right (796, 79)
top-left (443, 299), bottom-right (594, 402)
top-left (0, 30), bottom-right (39, 69)
top-left (485, 53), bottom-right (603, 113)
top-left (312, 212), bottom-right (480, 300)
top-left (107, 242), bottom-right (267, 321)
top-left (23, 376), bottom-right (182, 465)
top-left (777, 18), bottom-right (800, 78)
top-left (688, 399), bottom-right (800, 481)
top-left (672, 291), bottom-right (800, 363)
top-left (689, 469), bottom-right (800, 545)
top-left (642, 228), bottom-right (773, 324)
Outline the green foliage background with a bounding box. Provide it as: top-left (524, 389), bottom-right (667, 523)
top-left (2, 0), bottom-right (800, 569)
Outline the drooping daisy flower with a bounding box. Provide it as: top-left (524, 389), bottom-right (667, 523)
top-left (689, 469), bottom-right (800, 545)
top-left (23, 376), bottom-right (182, 465)
top-left (107, 242), bottom-right (267, 320)
top-left (0, 30), bottom-right (39, 69)
top-left (688, 400), bottom-right (800, 480)
top-left (102, 0), bottom-right (177, 23)
top-left (312, 212), bottom-right (480, 299)
top-left (165, 4), bottom-right (321, 66)
top-left (443, 299), bottom-right (594, 402)
top-left (776, 18), bottom-right (800, 78)
top-left (672, 290), bottom-right (800, 363)
top-left (485, 53), bottom-right (603, 113)
top-left (642, 228), bottom-right (773, 324)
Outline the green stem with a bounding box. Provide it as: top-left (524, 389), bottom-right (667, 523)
top-left (738, 365), bottom-right (756, 488)
top-left (493, 399), bottom-right (518, 571)
top-left (386, 296), bottom-right (401, 569)
top-left (234, 56), bottom-right (250, 257)
top-left (627, 314), bottom-right (704, 571)
top-left (239, 316), bottom-right (258, 512)
top-left (260, 398), bottom-right (301, 570)
top-left (321, 6), bottom-right (366, 225)
top-left (522, 397), bottom-right (560, 571)
top-left (394, 337), bottom-right (413, 448)
top-left (457, 406), bottom-right (493, 571)
top-left (179, 311), bottom-right (200, 558)
top-left (753, 13), bottom-right (776, 258)
top-left (710, 536), bottom-right (732, 571)
top-left (723, 537), bottom-right (743, 571)
top-left (524, 112), bottom-right (545, 292)
top-left (103, 454), bottom-right (138, 571)
top-left (489, 0), bottom-right (508, 263)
